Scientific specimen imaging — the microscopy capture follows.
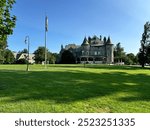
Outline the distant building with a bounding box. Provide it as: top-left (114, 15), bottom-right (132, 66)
top-left (60, 35), bottom-right (114, 64)
top-left (13, 52), bottom-right (35, 64)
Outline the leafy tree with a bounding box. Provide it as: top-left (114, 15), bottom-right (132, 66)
top-left (0, 41), bottom-right (7, 63)
top-left (15, 49), bottom-right (29, 62)
top-left (53, 53), bottom-right (59, 62)
top-left (124, 53), bottom-right (138, 65)
top-left (34, 46), bottom-right (45, 64)
top-left (138, 22), bottom-right (150, 67)
top-left (124, 56), bottom-right (133, 65)
top-left (134, 54), bottom-right (139, 64)
top-left (0, 0), bottom-right (16, 62)
top-left (60, 50), bottom-right (75, 64)
top-left (20, 48), bottom-right (28, 54)
top-left (34, 46), bottom-right (56, 64)
top-left (47, 52), bottom-right (56, 64)
top-left (114, 43), bottom-right (125, 63)
top-left (4, 49), bottom-right (15, 64)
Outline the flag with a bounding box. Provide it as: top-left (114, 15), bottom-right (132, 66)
top-left (45, 16), bottom-right (48, 32)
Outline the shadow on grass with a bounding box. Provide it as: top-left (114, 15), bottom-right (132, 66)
top-left (85, 65), bottom-right (150, 70)
top-left (0, 68), bottom-right (150, 104)
top-left (47, 64), bottom-right (150, 70)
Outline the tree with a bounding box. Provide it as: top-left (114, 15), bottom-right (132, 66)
top-left (114, 43), bottom-right (125, 63)
top-left (60, 50), bottom-right (75, 64)
top-left (34, 46), bottom-right (56, 64)
top-left (138, 22), bottom-right (150, 67)
top-left (124, 53), bottom-right (137, 65)
top-left (47, 52), bottom-right (56, 64)
top-left (147, 45), bottom-right (150, 64)
top-left (0, 41), bottom-right (7, 63)
top-left (34, 47), bottom-right (45, 64)
top-left (16, 49), bottom-right (28, 58)
top-left (53, 53), bottom-right (59, 63)
top-left (20, 48), bottom-right (28, 54)
top-left (4, 49), bottom-right (15, 64)
top-left (0, 0), bottom-right (16, 62)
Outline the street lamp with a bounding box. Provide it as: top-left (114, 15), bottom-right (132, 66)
top-left (25, 36), bottom-right (30, 71)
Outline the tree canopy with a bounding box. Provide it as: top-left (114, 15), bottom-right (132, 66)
top-left (60, 50), bottom-right (76, 64)
top-left (4, 49), bottom-right (14, 64)
top-left (0, 0), bottom-right (16, 43)
top-left (114, 43), bottom-right (125, 63)
top-left (0, 0), bottom-right (16, 63)
top-left (34, 46), bottom-right (56, 64)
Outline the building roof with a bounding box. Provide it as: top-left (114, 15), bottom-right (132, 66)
top-left (90, 35), bottom-right (103, 45)
top-left (65, 44), bottom-right (77, 50)
top-left (82, 37), bottom-right (89, 46)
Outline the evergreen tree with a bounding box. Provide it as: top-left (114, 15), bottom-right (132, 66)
top-left (146, 45), bottom-right (150, 64)
top-left (138, 22), bottom-right (150, 67)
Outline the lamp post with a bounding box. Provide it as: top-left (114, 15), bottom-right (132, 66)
top-left (25, 36), bottom-right (30, 71)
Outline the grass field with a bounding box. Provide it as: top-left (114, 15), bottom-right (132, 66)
top-left (0, 64), bottom-right (150, 113)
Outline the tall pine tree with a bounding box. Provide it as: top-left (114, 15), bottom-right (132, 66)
top-left (138, 22), bottom-right (150, 68)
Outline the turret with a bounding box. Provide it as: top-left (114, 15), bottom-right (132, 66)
top-left (82, 37), bottom-right (89, 46)
top-left (100, 35), bottom-right (102, 41)
top-left (106, 36), bottom-right (112, 44)
top-left (88, 36), bottom-right (92, 44)
top-left (61, 44), bottom-right (64, 50)
top-left (103, 37), bottom-right (107, 44)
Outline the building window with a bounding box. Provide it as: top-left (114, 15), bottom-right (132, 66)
top-left (98, 51), bottom-right (101, 55)
top-left (82, 51), bottom-right (84, 55)
top-left (86, 51), bottom-right (89, 55)
top-left (94, 51), bottom-right (97, 55)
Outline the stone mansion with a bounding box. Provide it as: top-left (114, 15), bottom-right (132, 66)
top-left (60, 35), bottom-right (114, 64)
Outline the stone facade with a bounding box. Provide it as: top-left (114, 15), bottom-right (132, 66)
top-left (60, 35), bottom-right (114, 64)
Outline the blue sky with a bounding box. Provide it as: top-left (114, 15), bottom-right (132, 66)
top-left (8, 0), bottom-right (150, 54)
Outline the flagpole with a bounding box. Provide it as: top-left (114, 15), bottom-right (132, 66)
top-left (25, 36), bottom-right (30, 71)
top-left (45, 25), bottom-right (47, 69)
top-left (45, 16), bottom-right (48, 69)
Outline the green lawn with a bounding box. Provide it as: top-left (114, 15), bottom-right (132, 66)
top-left (0, 64), bottom-right (150, 113)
